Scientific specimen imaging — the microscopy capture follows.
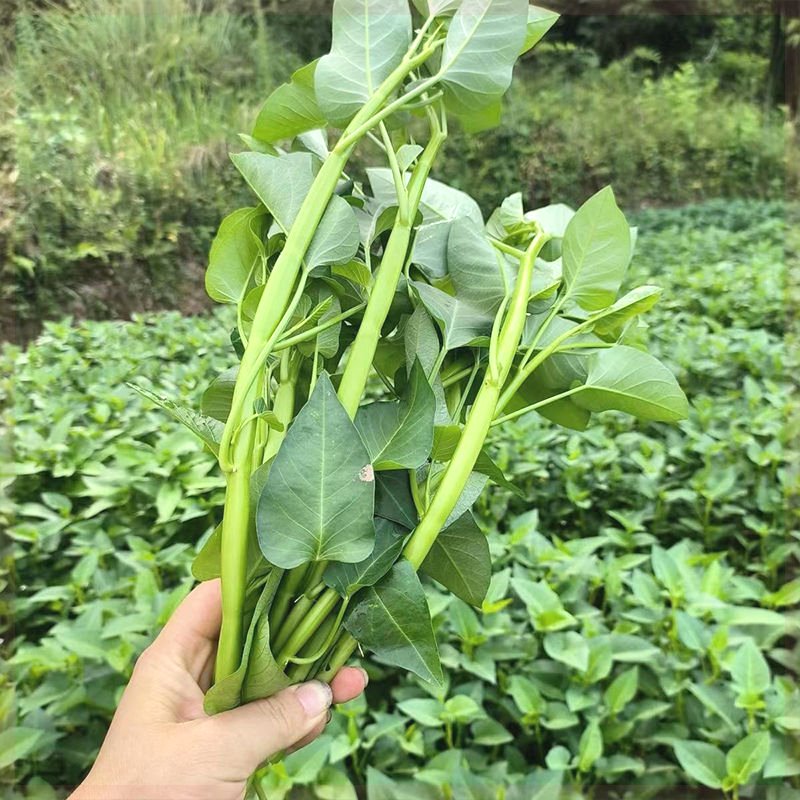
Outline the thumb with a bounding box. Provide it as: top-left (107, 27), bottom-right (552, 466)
top-left (205, 681), bottom-right (332, 777)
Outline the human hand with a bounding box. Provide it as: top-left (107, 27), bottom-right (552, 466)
top-left (70, 579), bottom-right (367, 800)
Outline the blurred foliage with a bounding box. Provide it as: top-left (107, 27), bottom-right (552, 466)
top-left (1, 0), bottom-right (297, 337)
top-left (2, 202), bottom-right (797, 798)
top-left (1, 0), bottom-right (790, 339)
top-left (438, 52), bottom-right (787, 214)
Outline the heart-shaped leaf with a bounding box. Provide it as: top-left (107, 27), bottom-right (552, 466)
top-left (562, 186), bottom-right (632, 311)
top-left (315, 0), bottom-right (412, 126)
top-left (257, 373), bottom-right (376, 568)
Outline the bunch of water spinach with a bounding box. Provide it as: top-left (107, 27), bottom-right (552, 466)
top-left (133, 0), bottom-right (688, 714)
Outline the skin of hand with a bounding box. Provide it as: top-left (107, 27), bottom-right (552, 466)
top-left (69, 579), bottom-right (367, 800)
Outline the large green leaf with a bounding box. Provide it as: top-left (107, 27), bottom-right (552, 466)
top-left (673, 741), bottom-right (726, 789)
top-left (571, 346), bottom-right (688, 422)
top-left (561, 186), bottom-right (632, 311)
top-left (205, 207), bottom-right (266, 305)
top-left (447, 216), bottom-right (511, 314)
top-left (127, 384), bottom-right (223, 455)
top-left (411, 219), bottom-right (452, 281)
top-left (519, 6), bottom-right (560, 55)
top-left (420, 512), bottom-right (490, 606)
top-left (356, 361), bottom-right (436, 470)
top-left (253, 60), bottom-right (326, 144)
top-left (232, 152), bottom-right (360, 269)
top-left (440, 0), bottom-right (528, 116)
top-left (413, 282), bottom-right (494, 350)
top-left (345, 558), bottom-right (443, 685)
top-left (315, 0), bottom-right (412, 126)
top-left (324, 517), bottom-right (407, 596)
top-left (730, 639), bottom-right (771, 699)
top-left (369, 170), bottom-right (483, 226)
top-left (726, 732), bottom-right (771, 786)
top-left (204, 570), bottom-right (290, 713)
top-left (257, 374), bottom-right (375, 568)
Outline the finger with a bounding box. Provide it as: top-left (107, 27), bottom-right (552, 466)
top-left (329, 666), bottom-right (368, 705)
top-left (150, 580), bottom-right (222, 681)
top-left (207, 681), bottom-right (332, 777)
top-left (286, 716), bottom-right (328, 754)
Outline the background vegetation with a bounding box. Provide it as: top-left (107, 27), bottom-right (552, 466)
top-left (1, 0), bottom-right (796, 798)
top-left (0, 0), bottom-right (792, 339)
top-left (3, 201), bottom-right (796, 798)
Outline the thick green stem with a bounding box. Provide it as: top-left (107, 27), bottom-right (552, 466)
top-left (402, 235), bottom-right (547, 568)
top-left (215, 415), bottom-right (257, 679)
top-left (337, 124), bottom-right (445, 417)
top-left (277, 587), bottom-right (340, 667)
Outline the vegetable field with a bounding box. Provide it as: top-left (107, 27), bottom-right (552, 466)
top-left (3, 199), bottom-right (796, 799)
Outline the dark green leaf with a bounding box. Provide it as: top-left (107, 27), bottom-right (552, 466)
top-left (324, 518), bottom-right (407, 596)
top-left (374, 470), bottom-right (418, 529)
top-left (420, 512), bottom-right (490, 606)
top-left (355, 361), bottom-right (436, 470)
top-left (201, 367), bottom-right (238, 423)
top-left (257, 373), bottom-right (375, 568)
top-left (345, 559), bottom-right (443, 685)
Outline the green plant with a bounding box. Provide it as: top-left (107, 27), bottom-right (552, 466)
top-left (3, 202), bottom-right (796, 798)
top-left (121, 0), bottom-right (690, 790)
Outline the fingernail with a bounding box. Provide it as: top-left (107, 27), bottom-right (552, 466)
top-left (325, 709), bottom-right (332, 724)
top-left (357, 667), bottom-right (369, 688)
top-left (295, 681), bottom-right (332, 717)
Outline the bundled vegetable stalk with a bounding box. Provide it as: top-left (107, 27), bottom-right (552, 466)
top-left (135, 0), bottom-right (687, 729)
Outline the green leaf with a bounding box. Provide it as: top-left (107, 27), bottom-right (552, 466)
top-left (519, 6), bottom-right (560, 55)
top-left (673, 741), bottom-right (726, 789)
top-left (201, 367), bottom-right (238, 423)
top-left (561, 186), bottom-right (632, 311)
top-left (591, 285), bottom-right (662, 339)
top-left (405, 305), bottom-right (442, 376)
top-left (127, 383), bottom-right (223, 455)
top-left (730, 639), bottom-right (771, 698)
top-left (529, 203), bottom-right (575, 238)
top-left (324, 517), bottom-right (407, 596)
top-left (420, 512), bottom-right (490, 606)
top-left (374, 470), bottom-right (418, 529)
top-left (257, 373), bottom-right (375, 568)
top-left (603, 667), bottom-right (639, 715)
top-left (368, 170), bottom-right (483, 227)
top-left (687, 683), bottom-right (740, 730)
top-left (440, 0), bottom-right (528, 117)
top-left (205, 207), bottom-right (265, 304)
top-left (512, 577), bottom-right (577, 631)
top-left (204, 570), bottom-right (289, 713)
top-left (572, 346), bottom-right (689, 422)
top-left (345, 559), bottom-right (443, 685)
top-left (726, 732), bottom-right (770, 786)
top-left (253, 60), bottom-right (326, 144)
top-left (413, 282), bottom-right (494, 351)
top-left (543, 631), bottom-right (590, 672)
top-left (411, 220), bottom-right (453, 281)
top-left (578, 719), bottom-right (603, 772)
top-left (355, 361), bottom-right (436, 470)
top-left (397, 698), bottom-right (445, 727)
top-left (192, 524), bottom-right (221, 581)
top-left (446, 216), bottom-right (511, 314)
top-left (315, 0), bottom-right (413, 126)
top-left (0, 727), bottom-right (44, 769)
top-left (232, 152), bottom-right (359, 268)
top-left (508, 675), bottom-right (545, 717)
